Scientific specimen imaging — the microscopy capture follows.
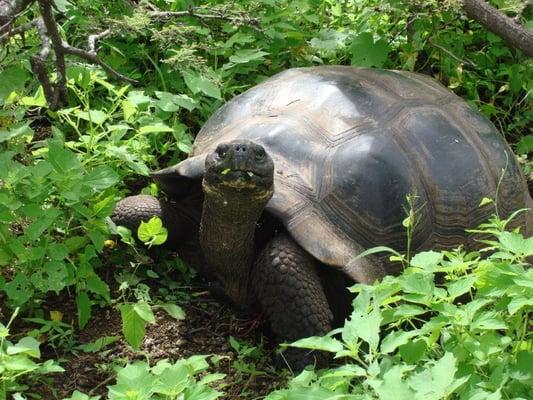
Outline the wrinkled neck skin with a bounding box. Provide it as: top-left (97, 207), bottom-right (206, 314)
top-left (199, 180), bottom-right (272, 305)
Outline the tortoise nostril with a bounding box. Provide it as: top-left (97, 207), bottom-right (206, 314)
top-left (234, 144), bottom-right (247, 153)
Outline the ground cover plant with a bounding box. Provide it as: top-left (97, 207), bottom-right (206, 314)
top-left (0, 0), bottom-right (531, 399)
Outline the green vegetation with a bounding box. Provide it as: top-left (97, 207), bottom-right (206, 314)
top-left (0, 0), bottom-right (531, 399)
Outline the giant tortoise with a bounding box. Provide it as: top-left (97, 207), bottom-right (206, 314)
top-left (112, 66), bottom-right (531, 368)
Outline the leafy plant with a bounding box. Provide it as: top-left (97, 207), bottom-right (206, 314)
top-left (0, 308), bottom-right (63, 400)
top-left (69, 356), bottom-right (225, 400)
top-left (268, 214), bottom-right (532, 399)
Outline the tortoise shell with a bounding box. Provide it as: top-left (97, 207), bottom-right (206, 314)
top-left (154, 66), bottom-right (531, 283)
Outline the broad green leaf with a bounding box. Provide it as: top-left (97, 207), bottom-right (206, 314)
top-left (183, 70), bottom-right (222, 99)
top-left (76, 290), bottom-right (92, 329)
top-left (3, 354), bottom-right (38, 371)
top-left (399, 339), bottom-right (427, 364)
top-left (410, 251), bottom-right (443, 270)
top-left (119, 304), bottom-right (147, 351)
top-left (84, 166), bottom-right (119, 190)
top-left (0, 121), bottom-right (34, 143)
top-left (77, 336), bottom-right (119, 353)
top-left (30, 261), bottom-right (68, 292)
top-left (161, 304), bottom-right (186, 320)
top-left (343, 305), bottom-right (382, 350)
top-left (350, 32), bottom-right (390, 68)
top-left (137, 216), bottom-right (168, 246)
top-left (48, 141), bottom-right (82, 175)
top-left (108, 362), bottom-right (155, 399)
top-left (134, 302), bottom-right (156, 323)
top-left (0, 66), bottom-right (29, 102)
top-left (75, 109), bottom-right (108, 125)
top-left (139, 123), bottom-right (174, 134)
top-left (408, 353), bottom-right (467, 399)
top-left (380, 330), bottom-right (418, 354)
top-left (86, 275), bottom-right (110, 301)
top-left (228, 49), bottom-right (269, 64)
top-left (4, 273), bottom-right (34, 305)
top-left (371, 365), bottom-right (415, 400)
top-left (27, 208), bottom-right (61, 241)
top-left (7, 336), bottom-right (41, 358)
top-left (290, 335), bottom-right (344, 353)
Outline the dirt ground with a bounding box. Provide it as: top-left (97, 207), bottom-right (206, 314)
top-left (12, 278), bottom-right (286, 400)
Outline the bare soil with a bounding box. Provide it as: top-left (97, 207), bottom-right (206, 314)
top-left (13, 279), bottom-right (286, 400)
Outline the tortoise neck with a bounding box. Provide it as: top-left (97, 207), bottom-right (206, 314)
top-left (199, 181), bottom-right (273, 305)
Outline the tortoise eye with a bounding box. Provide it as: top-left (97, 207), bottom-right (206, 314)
top-left (255, 147), bottom-right (266, 161)
top-left (216, 144), bottom-right (228, 158)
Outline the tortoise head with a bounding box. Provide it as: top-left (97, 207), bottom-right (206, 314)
top-left (204, 140), bottom-right (274, 197)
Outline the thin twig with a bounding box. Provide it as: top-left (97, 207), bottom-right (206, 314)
top-left (0, 17), bottom-right (37, 41)
top-left (428, 37), bottom-right (478, 68)
top-left (148, 7), bottom-right (262, 32)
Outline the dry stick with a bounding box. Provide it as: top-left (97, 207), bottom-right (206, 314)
top-left (428, 37), bottom-right (478, 68)
top-left (463, 0), bottom-right (533, 57)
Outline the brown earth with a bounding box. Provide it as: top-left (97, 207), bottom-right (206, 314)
top-left (13, 279), bottom-right (287, 400)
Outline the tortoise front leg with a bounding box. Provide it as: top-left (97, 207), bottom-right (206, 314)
top-left (251, 233), bottom-right (333, 370)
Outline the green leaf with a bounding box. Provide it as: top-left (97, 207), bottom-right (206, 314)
top-left (350, 32), bottom-right (390, 68)
top-left (76, 291), bottom-right (92, 329)
top-left (77, 336), bottom-right (119, 353)
top-left (86, 275), bottom-right (110, 301)
top-left (228, 49), bottom-right (269, 64)
top-left (183, 70), bottom-right (222, 100)
top-left (408, 352), bottom-right (467, 399)
top-left (48, 141), bottom-right (82, 175)
top-left (3, 354), bottom-right (39, 371)
top-left (371, 365), bottom-right (415, 400)
top-left (30, 261), bottom-right (68, 292)
top-left (290, 335), bottom-right (344, 353)
top-left (27, 208), bottom-right (61, 241)
top-left (399, 339), bottom-right (427, 364)
top-left (380, 330), bottom-right (418, 354)
top-left (479, 197), bottom-right (494, 207)
top-left (0, 121), bottom-right (34, 143)
top-left (516, 135), bottom-right (533, 155)
top-left (343, 304), bottom-right (382, 351)
top-left (410, 251), bottom-right (443, 270)
top-left (161, 304), bottom-right (186, 320)
top-left (137, 216), bottom-right (168, 247)
top-left (0, 66), bottom-right (29, 102)
top-left (139, 123), bottom-right (174, 134)
top-left (75, 109), bottom-right (108, 125)
top-left (108, 362), bottom-right (155, 399)
top-left (119, 304), bottom-right (147, 351)
top-left (349, 246), bottom-right (401, 265)
top-left (7, 336), bottom-right (41, 358)
top-left (84, 166), bottom-right (119, 190)
top-left (133, 302), bottom-right (156, 323)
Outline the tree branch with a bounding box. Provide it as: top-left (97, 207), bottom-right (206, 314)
top-left (29, 16), bottom-right (55, 104)
top-left (463, 0), bottom-right (533, 57)
top-left (0, 16), bottom-right (36, 40)
top-left (38, 0), bottom-right (67, 109)
top-left (3, 0), bottom-right (138, 110)
top-left (62, 41), bottom-right (139, 85)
